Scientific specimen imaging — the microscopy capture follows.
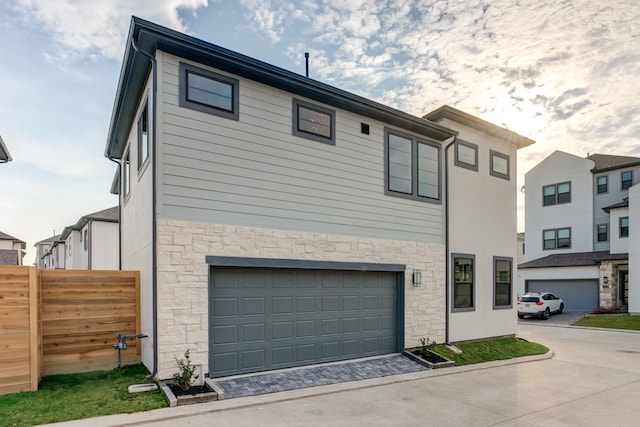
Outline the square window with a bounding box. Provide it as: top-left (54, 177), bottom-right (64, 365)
top-left (453, 254), bottom-right (474, 311)
top-left (597, 176), bottom-right (608, 194)
top-left (620, 217), bottom-right (629, 237)
top-left (292, 99), bottom-right (335, 144)
top-left (494, 257), bottom-right (512, 308)
top-left (385, 128), bottom-right (441, 203)
top-left (455, 140), bottom-right (478, 171)
top-left (361, 123), bottom-right (370, 135)
top-left (179, 63), bottom-right (239, 120)
top-left (622, 171), bottom-right (633, 190)
top-left (490, 150), bottom-right (510, 180)
top-left (597, 224), bottom-right (608, 242)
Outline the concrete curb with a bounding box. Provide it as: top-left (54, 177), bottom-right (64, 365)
top-left (42, 351), bottom-right (554, 427)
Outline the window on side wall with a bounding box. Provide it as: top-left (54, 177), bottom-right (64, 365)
top-left (83, 229), bottom-right (88, 251)
top-left (543, 182), bottom-right (571, 206)
top-left (138, 101), bottom-right (149, 172)
top-left (452, 254), bottom-right (474, 311)
top-left (123, 149), bottom-right (130, 199)
top-left (543, 227), bottom-right (571, 250)
top-left (292, 99), bottom-right (335, 145)
top-left (490, 150), bottom-right (510, 180)
top-left (597, 176), bottom-right (608, 194)
top-left (385, 129), bottom-right (441, 203)
top-left (597, 224), bottom-right (608, 242)
top-left (621, 171), bottom-right (633, 190)
top-left (179, 63), bottom-right (239, 120)
top-left (494, 257), bottom-right (512, 309)
top-left (454, 140), bottom-right (478, 171)
top-left (620, 217), bottom-right (629, 237)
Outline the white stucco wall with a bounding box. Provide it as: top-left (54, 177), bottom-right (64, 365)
top-left (524, 151), bottom-right (594, 262)
top-left (628, 185), bottom-right (640, 314)
top-left (609, 207), bottom-right (629, 255)
top-left (90, 221), bottom-right (119, 270)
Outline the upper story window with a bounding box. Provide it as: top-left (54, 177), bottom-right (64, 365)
top-left (543, 182), bottom-right (571, 206)
top-left (454, 140), bottom-right (478, 171)
top-left (597, 175), bottom-right (608, 194)
top-left (452, 254), bottom-right (474, 311)
top-left (123, 149), bottom-right (130, 199)
top-left (620, 217), bottom-right (629, 237)
top-left (543, 227), bottom-right (571, 250)
top-left (621, 171), bottom-right (633, 190)
top-left (597, 224), bottom-right (608, 242)
top-left (179, 63), bottom-right (239, 120)
top-left (83, 229), bottom-right (88, 251)
top-left (137, 101), bottom-right (149, 171)
top-left (292, 99), bottom-right (335, 145)
top-left (490, 150), bottom-right (510, 180)
top-left (385, 129), bottom-right (441, 202)
top-left (494, 257), bottom-right (512, 309)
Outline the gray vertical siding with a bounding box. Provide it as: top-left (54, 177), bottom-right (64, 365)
top-left (157, 52), bottom-right (444, 243)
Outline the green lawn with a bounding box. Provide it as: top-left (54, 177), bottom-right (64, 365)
top-left (433, 337), bottom-right (549, 366)
top-left (0, 364), bottom-right (167, 427)
top-left (572, 314), bottom-right (640, 331)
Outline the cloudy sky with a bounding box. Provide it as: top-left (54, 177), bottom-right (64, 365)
top-left (1, 0), bottom-right (638, 264)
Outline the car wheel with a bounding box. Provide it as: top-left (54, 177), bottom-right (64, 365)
top-left (558, 303), bottom-right (564, 314)
top-left (543, 308), bottom-right (550, 320)
top-left (518, 313), bottom-right (525, 319)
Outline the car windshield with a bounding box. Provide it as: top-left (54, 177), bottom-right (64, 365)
top-left (521, 296), bottom-right (539, 302)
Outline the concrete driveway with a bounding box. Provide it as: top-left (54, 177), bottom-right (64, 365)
top-left (518, 309), bottom-right (589, 326)
top-left (49, 324), bottom-right (640, 427)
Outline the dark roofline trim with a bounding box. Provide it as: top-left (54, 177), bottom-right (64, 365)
top-left (105, 16), bottom-right (457, 160)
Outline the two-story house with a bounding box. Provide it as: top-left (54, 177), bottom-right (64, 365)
top-left (105, 17), bottom-right (532, 380)
top-left (519, 150), bottom-right (640, 313)
top-left (0, 231), bottom-right (25, 265)
top-left (34, 235), bottom-right (60, 268)
top-left (0, 134), bottom-right (11, 163)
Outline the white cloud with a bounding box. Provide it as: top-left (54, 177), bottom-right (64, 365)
top-left (13, 0), bottom-right (208, 61)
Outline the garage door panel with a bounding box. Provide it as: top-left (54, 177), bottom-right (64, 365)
top-left (527, 280), bottom-right (598, 310)
top-left (210, 268), bottom-right (400, 377)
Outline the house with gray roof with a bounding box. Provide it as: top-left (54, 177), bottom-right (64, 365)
top-left (0, 134), bottom-right (11, 163)
top-left (0, 231), bottom-right (25, 265)
top-left (519, 150), bottom-right (640, 314)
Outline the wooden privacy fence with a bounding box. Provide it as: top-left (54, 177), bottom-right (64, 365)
top-left (0, 266), bottom-right (140, 395)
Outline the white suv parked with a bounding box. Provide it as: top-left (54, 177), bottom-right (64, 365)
top-left (517, 292), bottom-right (564, 320)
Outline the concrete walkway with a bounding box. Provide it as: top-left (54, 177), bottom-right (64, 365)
top-left (45, 324), bottom-right (640, 427)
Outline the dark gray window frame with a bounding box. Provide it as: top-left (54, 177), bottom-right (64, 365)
top-left (452, 253), bottom-right (475, 312)
top-left (543, 181), bottom-right (571, 206)
top-left (597, 224), bottom-right (608, 242)
top-left (292, 98), bottom-right (336, 145)
top-left (543, 227), bottom-right (571, 250)
top-left (489, 150), bottom-right (510, 180)
top-left (597, 175), bottom-right (608, 194)
top-left (621, 170), bottom-right (633, 190)
top-left (493, 256), bottom-right (513, 309)
top-left (454, 139), bottom-right (478, 171)
top-left (384, 128), bottom-right (442, 204)
top-left (620, 216), bottom-right (629, 238)
top-left (122, 148), bottom-right (131, 202)
top-left (137, 96), bottom-right (150, 173)
top-left (179, 62), bottom-right (239, 120)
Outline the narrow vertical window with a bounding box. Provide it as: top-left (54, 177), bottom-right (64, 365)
top-left (490, 150), bottom-right (510, 180)
top-left (453, 254), bottom-right (474, 311)
top-left (597, 176), bottom-right (608, 194)
top-left (494, 257), bottom-right (512, 308)
top-left (417, 142), bottom-right (439, 199)
top-left (123, 149), bottom-right (130, 198)
top-left (620, 217), bottom-right (629, 237)
top-left (387, 133), bottom-right (413, 195)
top-left (597, 224), bottom-right (608, 242)
top-left (621, 171), bottom-right (633, 190)
top-left (137, 101), bottom-right (149, 171)
top-left (543, 185), bottom-right (556, 206)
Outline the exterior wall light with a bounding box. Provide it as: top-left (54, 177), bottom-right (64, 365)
top-left (413, 269), bottom-right (422, 287)
top-left (603, 276), bottom-right (608, 284)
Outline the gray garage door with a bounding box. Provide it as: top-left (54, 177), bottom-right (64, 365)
top-left (527, 279), bottom-right (599, 310)
top-left (209, 268), bottom-right (400, 378)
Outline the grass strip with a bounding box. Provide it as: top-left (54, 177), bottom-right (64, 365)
top-left (433, 337), bottom-right (549, 366)
top-left (572, 314), bottom-right (640, 331)
top-left (0, 364), bottom-right (166, 427)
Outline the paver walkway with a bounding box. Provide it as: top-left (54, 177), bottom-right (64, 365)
top-left (213, 354), bottom-right (427, 399)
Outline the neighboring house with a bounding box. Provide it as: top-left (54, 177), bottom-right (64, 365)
top-left (34, 235), bottom-right (59, 268)
top-left (42, 238), bottom-right (66, 270)
top-left (519, 150), bottom-right (640, 313)
top-left (0, 134), bottom-right (11, 163)
top-left (517, 232), bottom-right (525, 267)
top-left (0, 231), bottom-right (26, 265)
top-left (58, 206), bottom-right (120, 270)
top-left (105, 17), bottom-right (532, 379)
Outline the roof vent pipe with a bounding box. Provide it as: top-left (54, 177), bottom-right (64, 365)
top-left (305, 52), bottom-right (309, 77)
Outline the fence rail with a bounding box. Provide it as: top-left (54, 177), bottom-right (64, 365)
top-left (0, 266), bottom-right (139, 395)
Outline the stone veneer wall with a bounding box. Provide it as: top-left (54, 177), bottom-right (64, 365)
top-left (155, 219), bottom-right (446, 379)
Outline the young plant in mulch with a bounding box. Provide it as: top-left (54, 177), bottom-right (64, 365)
top-left (169, 349), bottom-right (209, 396)
top-left (418, 337), bottom-right (449, 364)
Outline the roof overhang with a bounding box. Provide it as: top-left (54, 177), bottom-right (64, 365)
top-left (105, 16), bottom-right (457, 160)
top-left (424, 105), bottom-right (535, 149)
top-left (0, 134), bottom-right (12, 163)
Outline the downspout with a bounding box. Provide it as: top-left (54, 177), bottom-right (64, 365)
top-left (444, 135), bottom-right (457, 345)
top-left (131, 36), bottom-right (159, 381)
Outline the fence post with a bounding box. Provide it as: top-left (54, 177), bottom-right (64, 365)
top-left (28, 266), bottom-right (41, 390)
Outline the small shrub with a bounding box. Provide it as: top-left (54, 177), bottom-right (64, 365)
top-left (420, 337), bottom-right (437, 358)
top-left (592, 305), bottom-right (620, 314)
top-left (172, 349), bottom-right (199, 391)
